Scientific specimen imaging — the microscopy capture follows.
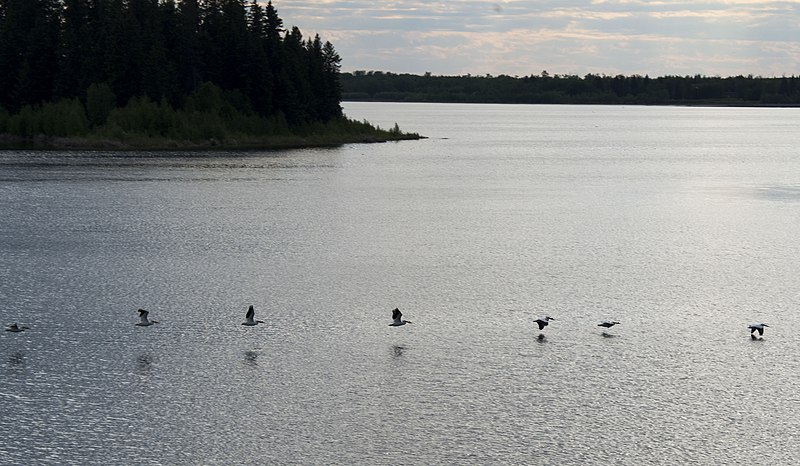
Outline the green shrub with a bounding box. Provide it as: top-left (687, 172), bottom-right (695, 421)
top-left (7, 106), bottom-right (37, 138)
top-left (0, 106), bottom-right (8, 133)
top-left (184, 82), bottom-right (229, 116)
top-left (105, 96), bottom-right (178, 137)
top-left (40, 99), bottom-right (90, 136)
top-left (86, 83), bottom-right (117, 127)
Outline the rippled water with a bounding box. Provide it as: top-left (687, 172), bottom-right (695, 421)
top-left (2, 103), bottom-right (800, 464)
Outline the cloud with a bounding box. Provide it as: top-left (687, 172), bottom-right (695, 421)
top-left (270, 0), bottom-right (800, 76)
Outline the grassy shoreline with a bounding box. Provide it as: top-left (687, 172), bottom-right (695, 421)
top-left (0, 82), bottom-right (423, 152)
top-left (0, 129), bottom-right (423, 151)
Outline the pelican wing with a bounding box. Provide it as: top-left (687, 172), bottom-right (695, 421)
top-left (748, 324), bottom-right (764, 335)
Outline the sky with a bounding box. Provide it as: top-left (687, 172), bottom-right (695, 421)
top-left (270, 0), bottom-right (800, 77)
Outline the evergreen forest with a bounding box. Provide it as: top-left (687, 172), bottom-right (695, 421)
top-left (0, 0), bottom-right (417, 149)
top-left (342, 71), bottom-right (800, 106)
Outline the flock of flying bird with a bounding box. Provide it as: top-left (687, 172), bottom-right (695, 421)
top-left (136, 307), bottom-right (412, 328)
top-left (4, 307), bottom-right (771, 339)
top-left (533, 315), bottom-right (770, 338)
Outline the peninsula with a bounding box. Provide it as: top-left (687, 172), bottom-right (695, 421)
top-left (0, 1), bottom-right (419, 150)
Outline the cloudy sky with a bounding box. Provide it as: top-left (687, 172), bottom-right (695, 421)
top-left (272, 0), bottom-right (800, 77)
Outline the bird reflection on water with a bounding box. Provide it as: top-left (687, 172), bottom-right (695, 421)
top-left (7, 351), bottom-right (25, 367)
top-left (537, 334), bottom-right (546, 343)
top-left (391, 345), bottom-right (408, 358)
top-left (136, 354), bottom-right (153, 374)
top-left (244, 350), bottom-right (259, 366)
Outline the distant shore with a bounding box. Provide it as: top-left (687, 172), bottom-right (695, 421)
top-left (342, 72), bottom-right (800, 107)
top-left (343, 97), bottom-right (800, 108)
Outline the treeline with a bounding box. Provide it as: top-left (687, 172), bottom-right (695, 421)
top-left (0, 0), bottom-right (408, 148)
top-left (342, 71), bottom-right (800, 106)
top-left (0, 0), bottom-right (342, 122)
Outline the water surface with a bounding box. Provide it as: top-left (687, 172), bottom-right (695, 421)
top-left (2, 103), bottom-right (800, 464)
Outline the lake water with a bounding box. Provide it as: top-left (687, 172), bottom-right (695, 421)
top-left (2, 103), bottom-right (800, 464)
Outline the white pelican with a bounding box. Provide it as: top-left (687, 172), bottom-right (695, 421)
top-left (598, 320), bottom-right (620, 329)
top-left (748, 322), bottom-right (769, 337)
top-left (135, 309), bottom-right (158, 326)
top-left (534, 316), bottom-right (555, 330)
top-left (5, 323), bottom-right (29, 332)
top-left (242, 305), bottom-right (264, 326)
top-left (389, 308), bottom-right (412, 326)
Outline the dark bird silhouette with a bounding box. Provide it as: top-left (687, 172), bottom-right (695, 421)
top-left (242, 305), bottom-right (264, 326)
top-left (389, 308), bottom-right (412, 326)
top-left (135, 309), bottom-right (158, 326)
top-left (534, 315), bottom-right (554, 330)
top-left (748, 322), bottom-right (769, 337)
top-left (598, 320), bottom-right (620, 329)
top-left (5, 323), bottom-right (29, 332)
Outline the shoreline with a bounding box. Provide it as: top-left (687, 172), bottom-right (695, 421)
top-left (0, 132), bottom-right (424, 152)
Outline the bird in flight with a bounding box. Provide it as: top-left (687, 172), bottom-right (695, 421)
top-left (5, 323), bottom-right (30, 332)
top-left (598, 320), bottom-right (620, 329)
top-left (389, 308), bottom-right (412, 327)
top-left (242, 305), bottom-right (264, 326)
top-left (534, 315), bottom-right (555, 330)
top-left (748, 322), bottom-right (769, 338)
top-left (135, 309), bottom-right (159, 326)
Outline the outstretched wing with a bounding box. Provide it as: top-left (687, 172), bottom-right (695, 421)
top-left (246, 306), bottom-right (255, 320)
